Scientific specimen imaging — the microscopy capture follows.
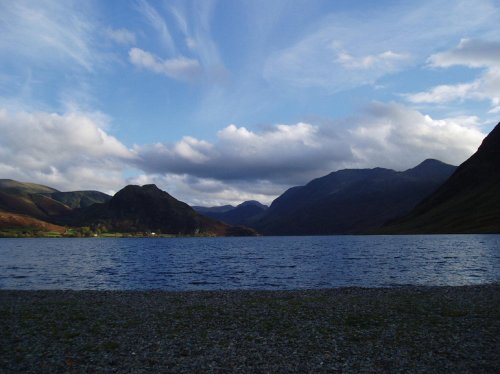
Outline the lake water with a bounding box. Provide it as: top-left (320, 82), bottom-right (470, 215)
top-left (0, 235), bottom-right (498, 290)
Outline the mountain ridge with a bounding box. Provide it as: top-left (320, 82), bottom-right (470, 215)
top-left (254, 159), bottom-right (457, 235)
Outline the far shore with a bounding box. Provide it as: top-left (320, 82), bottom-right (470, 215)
top-left (1, 284), bottom-right (498, 372)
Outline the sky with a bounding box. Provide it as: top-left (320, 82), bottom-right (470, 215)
top-left (0, 0), bottom-right (499, 206)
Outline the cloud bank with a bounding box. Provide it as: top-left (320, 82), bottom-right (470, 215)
top-left (0, 104), bottom-right (485, 205)
top-left (134, 104), bottom-right (484, 186)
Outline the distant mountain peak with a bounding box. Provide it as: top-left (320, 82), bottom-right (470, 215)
top-left (404, 159), bottom-right (456, 180)
top-left (416, 158), bottom-right (447, 166)
top-left (407, 159), bottom-right (454, 170)
top-left (116, 184), bottom-right (167, 197)
top-left (121, 184), bottom-right (158, 191)
top-left (237, 200), bottom-right (269, 209)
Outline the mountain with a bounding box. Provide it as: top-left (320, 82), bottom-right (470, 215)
top-left (383, 123), bottom-right (500, 233)
top-left (195, 200), bottom-right (268, 226)
top-left (0, 180), bottom-right (256, 236)
top-left (0, 179), bottom-right (71, 221)
top-left (0, 179), bottom-right (111, 220)
top-left (254, 159), bottom-right (456, 235)
top-left (0, 180), bottom-right (111, 234)
top-left (74, 184), bottom-right (256, 236)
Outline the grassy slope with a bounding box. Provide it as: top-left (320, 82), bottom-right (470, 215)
top-left (0, 210), bottom-right (65, 234)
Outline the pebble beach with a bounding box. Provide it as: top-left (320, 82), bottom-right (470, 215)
top-left (1, 284), bottom-right (499, 373)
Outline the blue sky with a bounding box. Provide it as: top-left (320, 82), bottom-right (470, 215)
top-left (0, 0), bottom-right (499, 205)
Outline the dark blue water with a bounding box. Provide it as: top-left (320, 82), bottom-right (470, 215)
top-left (0, 235), bottom-right (498, 290)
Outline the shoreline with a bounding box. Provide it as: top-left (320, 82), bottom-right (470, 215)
top-left (0, 280), bottom-right (500, 297)
top-left (1, 284), bottom-right (498, 372)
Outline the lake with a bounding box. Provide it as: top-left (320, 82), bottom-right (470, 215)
top-left (0, 235), bottom-right (498, 290)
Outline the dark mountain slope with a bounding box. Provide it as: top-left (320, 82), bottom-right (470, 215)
top-left (384, 123), bottom-right (500, 233)
top-left (196, 200), bottom-right (268, 226)
top-left (75, 184), bottom-right (256, 236)
top-left (255, 159), bottom-right (456, 235)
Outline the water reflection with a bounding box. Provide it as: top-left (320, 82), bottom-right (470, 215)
top-left (0, 235), bottom-right (498, 290)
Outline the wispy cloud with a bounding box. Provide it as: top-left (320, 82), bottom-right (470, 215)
top-left (263, 0), bottom-right (498, 91)
top-left (184, 0), bottom-right (222, 68)
top-left (131, 0), bottom-right (224, 83)
top-left (337, 51), bottom-right (410, 70)
top-left (129, 47), bottom-right (201, 81)
top-left (105, 27), bottom-right (136, 45)
top-left (0, 0), bottom-right (97, 71)
top-left (135, 0), bottom-right (176, 55)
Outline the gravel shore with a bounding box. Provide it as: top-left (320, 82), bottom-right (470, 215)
top-left (1, 284), bottom-right (499, 373)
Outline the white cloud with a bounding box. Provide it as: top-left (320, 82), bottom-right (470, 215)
top-left (405, 82), bottom-right (480, 104)
top-left (429, 38), bottom-right (500, 68)
top-left (406, 39), bottom-right (500, 111)
top-left (105, 27), bottom-right (136, 45)
top-left (348, 103), bottom-right (485, 170)
top-left (0, 109), bottom-right (135, 192)
top-left (129, 47), bottom-right (201, 81)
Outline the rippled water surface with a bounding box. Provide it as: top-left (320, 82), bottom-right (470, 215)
top-left (0, 235), bottom-right (498, 290)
